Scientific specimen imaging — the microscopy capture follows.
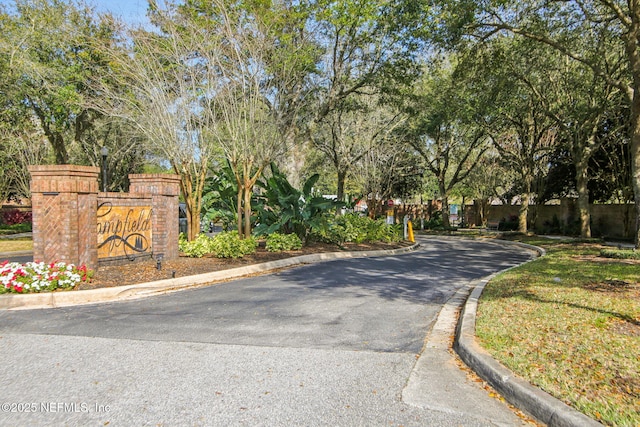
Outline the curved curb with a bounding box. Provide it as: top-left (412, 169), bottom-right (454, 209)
top-left (0, 243), bottom-right (419, 311)
top-left (453, 239), bottom-right (603, 427)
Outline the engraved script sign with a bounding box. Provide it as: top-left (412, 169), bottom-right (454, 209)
top-left (97, 202), bottom-right (152, 259)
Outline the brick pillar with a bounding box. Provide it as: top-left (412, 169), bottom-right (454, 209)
top-left (129, 174), bottom-right (181, 261)
top-left (29, 165), bottom-right (100, 269)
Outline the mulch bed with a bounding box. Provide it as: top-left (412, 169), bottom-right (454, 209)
top-left (77, 241), bottom-right (414, 290)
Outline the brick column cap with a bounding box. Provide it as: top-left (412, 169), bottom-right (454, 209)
top-left (129, 174), bottom-right (181, 197)
top-left (29, 165), bottom-right (100, 194)
top-left (129, 173), bottom-right (181, 181)
top-left (29, 164), bottom-right (100, 178)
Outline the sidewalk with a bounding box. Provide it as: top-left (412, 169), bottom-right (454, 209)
top-left (540, 234), bottom-right (635, 248)
top-left (0, 232), bottom-right (33, 240)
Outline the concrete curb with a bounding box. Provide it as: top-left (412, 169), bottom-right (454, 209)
top-left (453, 239), bottom-right (603, 427)
top-left (0, 250), bottom-right (33, 258)
top-left (0, 244), bottom-right (419, 311)
top-left (0, 232), bottom-right (33, 240)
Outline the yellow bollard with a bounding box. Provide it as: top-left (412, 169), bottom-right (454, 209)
top-left (407, 220), bottom-right (415, 243)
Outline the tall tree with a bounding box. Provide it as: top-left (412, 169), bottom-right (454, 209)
top-left (308, 0), bottom-right (424, 124)
top-left (0, 0), bottom-right (121, 165)
top-left (94, 6), bottom-right (223, 240)
top-left (353, 138), bottom-right (421, 219)
top-left (407, 58), bottom-right (490, 227)
top-left (490, 121), bottom-right (555, 233)
top-left (303, 0), bottom-right (427, 189)
top-left (248, 0), bottom-right (320, 150)
top-left (311, 95), bottom-right (405, 202)
top-left (477, 27), bottom-right (625, 238)
top-left (0, 121), bottom-right (50, 200)
top-left (172, 0), bottom-right (316, 238)
top-left (446, 0), bottom-right (640, 246)
top-left (468, 37), bottom-right (559, 233)
top-left (543, 63), bottom-right (623, 238)
top-left (209, 29), bottom-right (282, 240)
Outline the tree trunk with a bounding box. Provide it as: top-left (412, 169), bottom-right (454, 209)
top-left (173, 159), bottom-right (207, 241)
top-left (188, 162), bottom-right (207, 240)
top-left (46, 132), bottom-right (68, 165)
top-left (236, 183), bottom-right (243, 237)
top-left (368, 198), bottom-right (381, 219)
top-left (189, 206), bottom-right (200, 241)
top-left (630, 102), bottom-right (640, 248)
top-left (336, 169), bottom-right (347, 203)
top-left (176, 167), bottom-right (196, 241)
top-left (519, 177), bottom-right (532, 233)
top-left (441, 192), bottom-right (450, 228)
top-left (575, 156), bottom-right (592, 238)
top-left (243, 180), bottom-right (252, 239)
top-left (181, 192), bottom-right (200, 241)
top-left (518, 193), bottom-right (529, 233)
top-left (475, 198), bottom-right (486, 227)
top-left (624, 9), bottom-right (640, 248)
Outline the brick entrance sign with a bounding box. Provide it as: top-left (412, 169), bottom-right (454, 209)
top-left (29, 165), bottom-right (181, 270)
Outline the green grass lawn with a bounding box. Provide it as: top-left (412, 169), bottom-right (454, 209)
top-left (0, 238), bottom-right (33, 253)
top-left (476, 237), bottom-right (639, 426)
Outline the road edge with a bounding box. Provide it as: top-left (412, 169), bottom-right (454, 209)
top-left (0, 243), bottom-right (419, 310)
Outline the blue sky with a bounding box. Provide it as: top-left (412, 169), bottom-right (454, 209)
top-left (92, 0), bottom-right (150, 26)
top-left (0, 0), bottom-right (152, 25)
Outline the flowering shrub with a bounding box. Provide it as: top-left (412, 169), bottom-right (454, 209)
top-left (2, 209), bottom-right (32, 226)
top-left (0, 261), bottom-right (93, 294)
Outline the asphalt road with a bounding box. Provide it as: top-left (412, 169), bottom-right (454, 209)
top-left (0, 237), bottom-right (534, 426)
top-left (0, 253), bottom-right (32, 264)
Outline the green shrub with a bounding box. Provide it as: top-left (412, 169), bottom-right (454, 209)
top-left (179, 231), bottom-right (259, 258)
top-left (265, 233), bottom-right (303, 252)
top-left (0, 222), bottom-right (32, 234)
top-left (600, 248), bottom-right (640, 260)
top-left (339, 213), bottom-right (367, 243)
top-left (424, 211), bottom-right (443, 230)
top-left (210, 231), bottom-right (257, 258)
top-left (365, 218), bottom-right (402, 242)
top-left (179, 233), bottom-right (214, 258)
top-left (201, 163), bottom-right (238, 232)
top-left (311, 214), bottom-right (401, 244)
top-left (498, 215), bottom-right (519, 231)
top-left (340, 214), bottom-right (402, 243)
top-left (254, 163), bottom-right (343, 242)
top-left (310, 215), bottom-right (351, 244)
